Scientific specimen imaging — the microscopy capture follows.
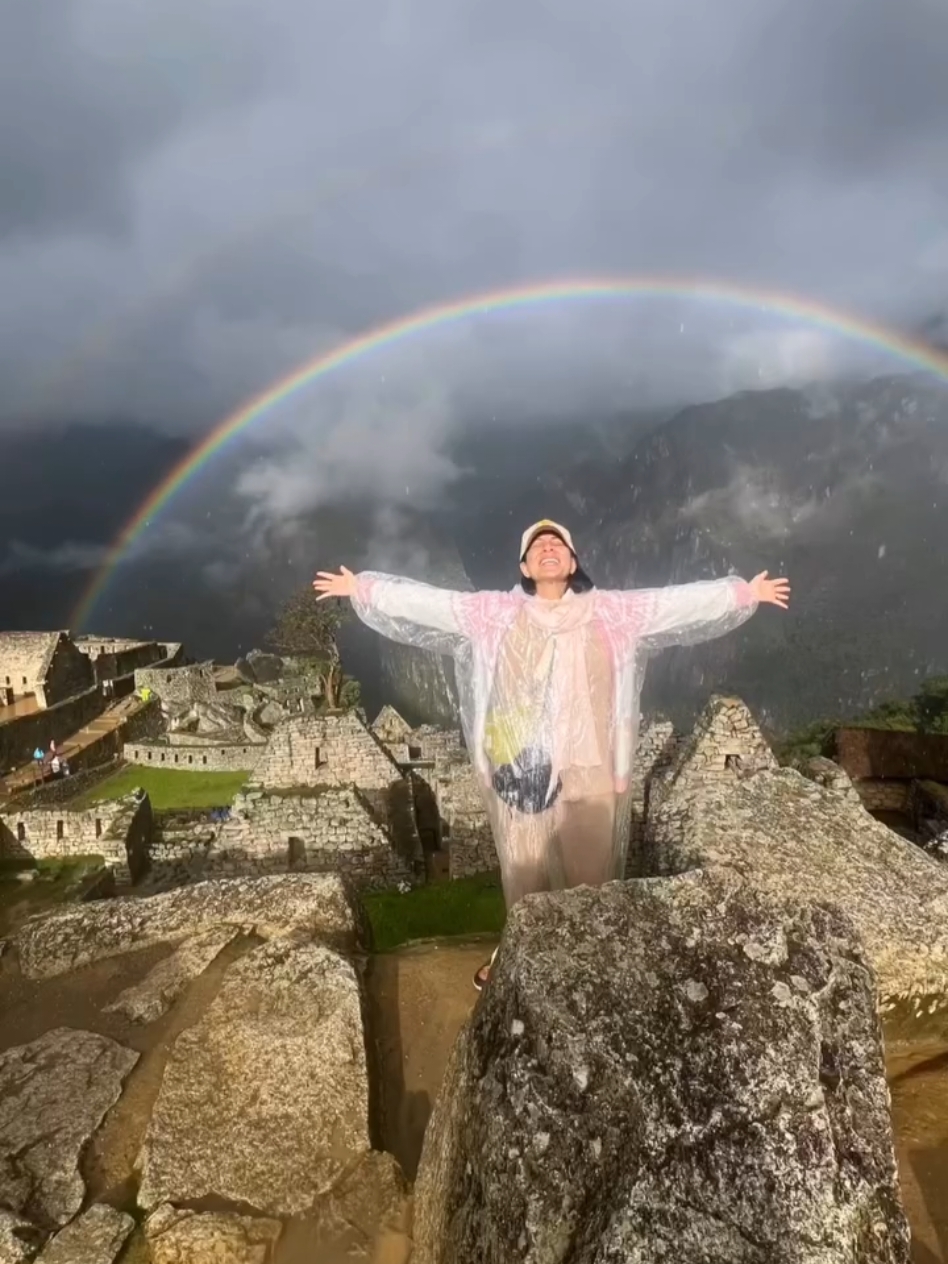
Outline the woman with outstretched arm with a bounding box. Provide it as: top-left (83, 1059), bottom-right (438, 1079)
top-left (314, 519), bottom-right (790, 989)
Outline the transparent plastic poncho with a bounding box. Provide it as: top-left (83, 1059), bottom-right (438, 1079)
top-left (352, 573), bottom-right (757, 908)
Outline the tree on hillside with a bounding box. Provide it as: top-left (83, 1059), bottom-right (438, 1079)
top-left (265, 586), bottom-right (357, 711)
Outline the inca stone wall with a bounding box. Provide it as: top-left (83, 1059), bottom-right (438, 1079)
top-left (442, 768), bottom-right (495, 880)
top-left (254, 713), bottom-right (401, 791)
top-left (371, 704), bottom-right (414, 746)
top-left (41, 634), bottom-right (96, 706)
top-left (76, 637), bottom-right (166, 683)
top-left (122, 699), bottom-right (166, 743)
top-left (146, 789), bottom-right (413, 891)
top-left (644, 693), bottom-right (778, 867)
top-left (0, 630), bottom-right (94, 708)
top-left (624, 717), bottom-right (682, 877)
top-left (134, 663), bottom-right (217, 705)
top-left (643, 694), bottom-right (948, 1027)
top-left (124, 741), bottom-right (262, 774)
top-left (0, 631), bottom-right (59, 701)
top-left (0, 686), bottom-right (107, 775)
top-left (854, 778), bottom-right (912, 815)
top-left (6, 760), bottom-right (123, 809)
top-left (0, 791), bottom-right (152, 886)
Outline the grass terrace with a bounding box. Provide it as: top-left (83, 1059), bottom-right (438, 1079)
top-left (73, 766), bottom-right (250, 811)
top-left (0, 854), bottom-right (107, 936)
top-left (363, 871), bottom-right (506, 952)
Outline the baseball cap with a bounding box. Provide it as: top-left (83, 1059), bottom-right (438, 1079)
top-left (519, 519), bottom-right (576, 561)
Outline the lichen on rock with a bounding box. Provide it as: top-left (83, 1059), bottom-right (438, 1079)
top-left (413, 869), bottom-right (911, 1263)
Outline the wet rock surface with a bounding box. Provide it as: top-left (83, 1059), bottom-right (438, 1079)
top-left (646, 696), bottom-right (948, 1028)
top-left (12, 873), bottom-right (367, 978)
top-left (143, 1204), bottom-right (283, 1264)
top-left (0, 1210), bottom-right (46, 1264)
top-left (0, 1028), bottom-right (138, 1230)
top-left (34, 1205), bottom-right (134, 1264)
top-left (137, 937), bottom-right (372, 1215)
top-left (414, 870), bottom-right (911, 1264)
top-left (102, 926), bottom-right (239, 1023)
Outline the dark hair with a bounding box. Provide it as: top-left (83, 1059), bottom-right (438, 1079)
top-left (520, 563), bottom-right (595, 595)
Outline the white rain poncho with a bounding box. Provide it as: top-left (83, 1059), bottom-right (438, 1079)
top-left (352, 572), bottom-right (758, 908)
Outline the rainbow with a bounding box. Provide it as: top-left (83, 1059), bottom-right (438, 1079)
top-left (72, 274), bottom-right (948, 631)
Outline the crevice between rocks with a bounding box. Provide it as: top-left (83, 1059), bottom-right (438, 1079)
top-left (81, 930), bottom-right (262, 1216)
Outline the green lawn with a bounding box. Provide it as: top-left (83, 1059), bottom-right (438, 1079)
top-left (0, 855), bottom-right (106, 936)
top-left (363, 871), bottom-right (507, 952)
top-left (74, 766), bottom-right (250, 811)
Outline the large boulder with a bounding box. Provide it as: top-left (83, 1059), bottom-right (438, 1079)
top-left (645, 696), bottom-right (948, 1034)
top-left (143, 1205), bottom-right (282, 1264)
top-left (13, 873), bottom-right (367, 979)
top-left (0, 1030), bottom-right (138, 1230)
top-left (413, 870), bottom-right (910, 1264)
top-left (34, 1205), bottom-right (134, 1264)
top-left (0, 1211), bottom-right (45, 1264)
top-left (137, 937), bottom-right (372, 1215)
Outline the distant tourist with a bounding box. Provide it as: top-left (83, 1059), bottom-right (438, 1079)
top-left (314, 520), bottom-right (790, 990)
top-left (51, 754), bottom-right (61, 777)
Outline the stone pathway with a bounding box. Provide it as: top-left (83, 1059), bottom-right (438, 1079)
top-left (367, 938), bottom-right (497, 1181)
top-left (0, 694), bottom-right (149, 797)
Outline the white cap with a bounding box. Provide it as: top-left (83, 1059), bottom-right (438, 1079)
top-left (519, 519), bottom-right (576, 561)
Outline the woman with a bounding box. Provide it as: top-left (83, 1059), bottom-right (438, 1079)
top-left (314, 520), bottom-right (790, 988)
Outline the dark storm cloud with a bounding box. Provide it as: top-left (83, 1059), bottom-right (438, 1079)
top-left (0, 0), bottom-right (283, 241)
top-left (1, 0), bottom-right (947, 514)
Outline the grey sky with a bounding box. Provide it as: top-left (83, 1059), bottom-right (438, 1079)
top-left (2, 0), bottom-right (948, 531)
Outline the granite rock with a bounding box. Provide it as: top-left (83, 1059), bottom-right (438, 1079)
top-left (413, 870), bottom-right (911, 1264)
top-left (137, 937), bottom-right (370, 1215)
top-left (0, 1029), bottom-right (138, 1230)
top-left (35, 1205), bottom-right (134, 1264)
top-left (103, 926), bottom-right (239, 1023)
top-left (13, 873), bottom-right (366, 978)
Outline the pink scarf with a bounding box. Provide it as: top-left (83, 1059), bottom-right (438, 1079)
top-left (523, 590), bottom-right (602, 786)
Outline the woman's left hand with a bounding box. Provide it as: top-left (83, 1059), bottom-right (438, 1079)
top-left (749, 571), bottom-right (791, 609)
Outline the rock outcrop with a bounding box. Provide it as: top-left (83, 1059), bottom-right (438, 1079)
top-left (413, 869), bottom-right (910, 1264)
top-left (0, 1211), bottom-right (45, 1264)
top-left (35, 1205), bottom-right (134, 1264)
top-left (646, 696), bottom-right (948, 1028)
top-left (137, 938), bottom-right (372, 1215)
top-left (12, 873), bottom-right (367, 978)
top-left (0, 1030), bottom-right (138, 1230)
top-left (143, 1204), bottom-right (283, 1264)
top-left (103, 926), bottom-right (240, 1023)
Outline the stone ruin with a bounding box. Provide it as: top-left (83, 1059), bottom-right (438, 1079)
top-left (5, 689), bottom-right (943, 1258)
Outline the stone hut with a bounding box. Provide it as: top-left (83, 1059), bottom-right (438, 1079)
top-left (0, 631), bottom-right (94, 709)
top-left (0, 791), bottom-right (153, 887)
top-left (75, 635), bottom-right (167, 684)
top-left (253, 712), bottom-right (403, 792)
top-left (134, 662), bottom-right (217, 705)
top-left (832, 726), bottom-right (948, 824)
top-left (370, 704), bottom-right (415, 748)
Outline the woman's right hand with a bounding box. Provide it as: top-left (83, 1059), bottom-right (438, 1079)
top-left (312, 566), bottom-right (357, 601)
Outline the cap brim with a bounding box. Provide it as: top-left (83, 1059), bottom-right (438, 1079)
top-left (520, 527), bottom-right (574, 561)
